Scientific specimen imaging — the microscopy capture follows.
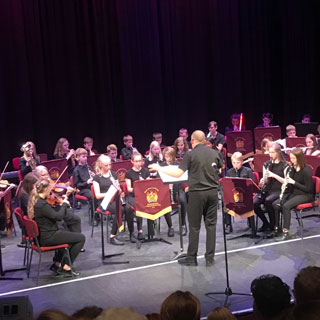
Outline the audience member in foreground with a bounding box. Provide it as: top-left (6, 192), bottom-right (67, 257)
top-left (160, 290), bottom-right (200, 320)
top-left (251, 274), bottom-right (292, 320)
top-left (207, 306), bottom-right (236, 320)
top-left (37, 309), bottom-right (72, 320)
top-left (96, 307), bottom-right (147, 320)
top-left (72, 305), bottom-right (103, 319)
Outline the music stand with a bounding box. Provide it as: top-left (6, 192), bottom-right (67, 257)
top-left (205, 183), bottom-right (251, 306)
top-left (225, 178), bottom-right (260, 240)
top-left (134, 178), bottom-right (174, 247)
top-left (159, 167), bottom-right (189, 259)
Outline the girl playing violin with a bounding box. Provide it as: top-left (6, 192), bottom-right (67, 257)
top-left (53, 138), bottom-right (76, 177)
top-left (28, 180), bottom-right (85, 276)
top-left (19, 141), bottom-right (40, 177)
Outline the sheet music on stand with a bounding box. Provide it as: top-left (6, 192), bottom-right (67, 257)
top-left (158, 165), bottom-right (188, 184)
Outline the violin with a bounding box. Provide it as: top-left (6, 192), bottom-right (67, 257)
top-left (47, 193), bottom-right (70, 206)
top-left (0, 180), bottom-right (17, 189)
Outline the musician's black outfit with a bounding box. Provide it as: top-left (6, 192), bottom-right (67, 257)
top-left (121, 147), bottom-right (137, 160)
top-left (178, 144), bottom-right (222, 265)
top-left (272, 166), bottom-right (313, 232)
top-left (93, 172), bottom-right (133, 237)
top-left (125, 167), bottom-right (150, 233)
top-left (19, 156), bottom-right (40, 177)
top-left (254, 160), bottom-right (287, 231)
top-left (225, 166), bottom-right (256, 232)
top-left (34, 198), bottom-right (85, 264)
top-left (72, 164), bottom-right (94, 199)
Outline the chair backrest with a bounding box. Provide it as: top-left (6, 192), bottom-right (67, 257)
top-left (253, 171), bottom-right (260, 184)
top-left (23, 216), bottom-right (39, 241)
top-left (312, 176), bottom-right (320, 195)
top-left (90, 184), bottom-right (97, 200)
top-left (12, 157), bottom-right (20, 170)
top-left (14, 207), bottom-right (25, 227)
top-left (69, 175), bottom-right (74, 187)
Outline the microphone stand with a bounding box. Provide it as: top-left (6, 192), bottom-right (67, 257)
top-left (205, 185), bottom-right (251, 306)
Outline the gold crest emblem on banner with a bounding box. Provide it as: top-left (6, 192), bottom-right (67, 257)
top-left (233, 188), bottom-right (244, 203)
top-left (235, 138), bottom-right (245, 149)
top-left (49, 167), bottom-right (60, 180)
top-left (117, 168), bottom-right (127, 181)
top-left (263, 134), bottom-right (274, 141)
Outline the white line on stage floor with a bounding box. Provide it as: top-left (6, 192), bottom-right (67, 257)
top-left (1, 233), bottom-right (320, 297)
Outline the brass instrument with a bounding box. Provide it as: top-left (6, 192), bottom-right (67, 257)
top-left (21, 142), bottom-right (36, 170)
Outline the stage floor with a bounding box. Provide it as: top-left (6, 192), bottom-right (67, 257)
top-left (1, 204), bottom-right (320, 317)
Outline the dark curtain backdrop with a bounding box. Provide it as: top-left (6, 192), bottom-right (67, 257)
top-left (1, 0), bottom-right (320, 169)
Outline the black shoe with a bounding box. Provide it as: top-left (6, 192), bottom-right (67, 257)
top-left (57, 268), bottom-right (80, 277)
top-left (178, 257), bottom-right (198, 266)
top-left (80, 248), bottom-right (85, 253)
top-left (137, 232), bottom-right (145, 240)
top-left (130, 233), bottom-right (137, 243)
top-left (50, 263), bottom-right (60, 273)
top-left (279, 232), bottom-right (292, 241)
top-left (225, 224), bottom-right (233, 234)
top-left (168, 227), bottom-right (174, 237)
top-left (206, 258), bottom-right (215, 267)
top-left (181, 225), bottom-right (187, 236)
top-left (110, 237), bottom-right (124, 246)
top-left (258, 224), bottom-right (271, 232)
top-left (273, 227), bottom-right (282, 237)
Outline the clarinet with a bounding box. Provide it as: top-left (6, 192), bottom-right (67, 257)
top-left (279, 165), bottom-right (293, 206)
top-left (258, 161), bottom-right (271, 199)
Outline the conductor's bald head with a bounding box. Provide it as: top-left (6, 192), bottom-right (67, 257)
top-left (191, 130), bottom-right (206, 147)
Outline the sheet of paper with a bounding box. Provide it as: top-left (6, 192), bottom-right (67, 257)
top-left (159, 165), bottom-right (188, 184)
top-left (100, 184), bottom-right (117, 210)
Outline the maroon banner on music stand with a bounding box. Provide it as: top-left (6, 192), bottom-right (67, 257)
top-left (254, 126), bottom-right (282, 153)
top-left (305, 155), bottom-right (320, 177)
top-left (134, 178), bottom-right (172, 220)
top-left (38, 153), bottom-right (48, 162)
top-left (41, 159), bottom-right (69, 183)
top-left (111, 160), bottom-right (133, 181)
top-left (87, 154), bottom-right (101, 171)
top-left (285, 137), bottom-right (306, 149)
top-left (226, 130), bottom-right (253, 159)
top-left (222, 177), bottom-right (259, 219)
top-left (253, 154), bottom-right (270, 179)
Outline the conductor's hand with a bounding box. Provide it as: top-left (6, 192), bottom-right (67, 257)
top-left (148, 163), bottom-right (160, 172)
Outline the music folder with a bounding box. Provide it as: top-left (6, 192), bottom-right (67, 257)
top-left (158, 165), bottom-right (188, 184)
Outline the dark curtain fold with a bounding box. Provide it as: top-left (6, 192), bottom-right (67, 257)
top-left (1, 0), bottom-right (320, 167)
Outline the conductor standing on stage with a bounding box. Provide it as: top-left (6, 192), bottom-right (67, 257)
top-left (149, 130), bottom-right (222, 266)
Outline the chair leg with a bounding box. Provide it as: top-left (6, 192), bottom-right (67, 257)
top-left (64, 248), bottom-right (74, 279)
top-left (36, 252), bottom-right (42, 286)
top-left (27, 249), bottom-right (33, 278)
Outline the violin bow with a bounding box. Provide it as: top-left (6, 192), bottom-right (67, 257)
top-left (0, 161), bottom-right (9, 180)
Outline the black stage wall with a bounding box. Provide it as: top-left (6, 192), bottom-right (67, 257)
top-left (1, 0), bottom-right (320, 167)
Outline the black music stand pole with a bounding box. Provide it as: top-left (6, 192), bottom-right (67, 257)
top-left (205, 185), bottom-right (251, 306)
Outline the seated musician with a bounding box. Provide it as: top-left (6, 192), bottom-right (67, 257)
top-left (261, 138), bottom-right (271, 154)
top-left (120, 135), bottom-right (138, 160)
top-left (301, 113), bottom-right (311, 123)
top-left (254, 142), bottom-right (288, 233)
top-left (33, 165), bottom-right (83, 235)
top-left (272, 149), bottom-right (314, 240)
top-left (72, 148), bottom-right (94, 200)
top-left (305, 134), bottom-right (320, 156)
top-left (225, 113), bottom-right (246, 134)
top-left (83, 136), bottom-right (97, 156)
top-left (0, 183), bottom-right (16, 235)
top-left (178, 128), bottom-right (192, 149)
top-left (125, 152), bottom-right (149, 241)
top-left (53, 138), bottom-right (76, 177)
top-left (277, 124), bottom-right (297, 150)
top-left (19, 141), bottom-right (40, 177)
top-left (173, 137), bottom-right (189, 159)
top-left (93, 154), bottom-right (133, 245)
top-left (28, 180), bottom-right (85, 276)
top-left (224, 152), bottom-right (256, 234)
top-left (206, 121), bottom-right (225, 152)
top-left (162, 147), bottom-right (188, 236)
top-left (106, 144), bottom-right (120, 162)
top-left (144, 142), bottom-right (175, 237)
top-left (18, 172), bottom-right (38, 215)
top-left (256, 112), bottom-right (274, 128)
top-left (153, 132), bottom-right (166, 148)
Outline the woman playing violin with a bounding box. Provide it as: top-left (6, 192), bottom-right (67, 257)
top-left (28, 180), bottom-right (85, 276)
top-left (53, 138), bottom-right (76, 177)
top-left (19, 141), bottom-right (40, 177)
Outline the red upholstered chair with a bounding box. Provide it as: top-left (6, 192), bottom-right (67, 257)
top-left (253, 172), bottom-right (260, 184)
top-left (70, 176), bottom-right (93, 223)
top-left (38, 153), bottom-right (48, 162)
top-left (23, 216), bottom-right (73, 285)
top-left (13, 208), bottom-right (28, 266)
top-left (12, 157), bottom-right (20, 170)
top-left (294, 176), bottom-right (320, 238)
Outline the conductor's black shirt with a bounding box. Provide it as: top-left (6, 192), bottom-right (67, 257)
top-left (179, 143), bottom-right (222, 192)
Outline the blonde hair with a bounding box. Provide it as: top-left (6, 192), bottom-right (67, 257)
top-left (231, 152), bottom-right (242, 162)
top-left (106, 144), bottom-right (118, 153)
top-left (147, 141), bottom-right (163, 161)
top-left (75, 148), bottom-right (87, 158)
top-left (21, 141), bottom-right (39, 161)
top-left (27, 180), bottom-right (50, 219)
top-left (207, 307), bottom-right (236, 320)
top-left (95, 154), bottom-right (111, 175)
top-left (53, 137), bottom-right (68, 158)
top-left (270, 142), bottom-right (285, 161)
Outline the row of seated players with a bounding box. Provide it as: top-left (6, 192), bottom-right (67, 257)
top-left (36, 266), bottom-right (320, 320)
top-left (72, 146), bottom-right (188, 245)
